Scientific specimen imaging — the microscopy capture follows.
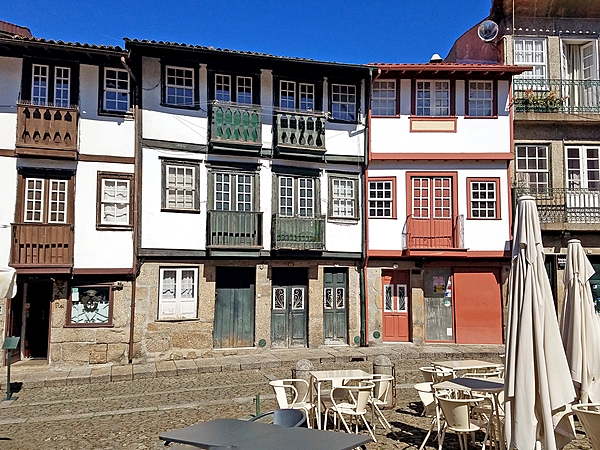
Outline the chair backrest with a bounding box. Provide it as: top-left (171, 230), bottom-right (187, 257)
top-left (464, 370), bottom-right (501, 379)
top-left (331, 382), bottom-right (374, 415)
top-left (250, 409), bottom-right (307, 428)
top-left (436, 394), bottom-right (479, 431)
top-left (420, 366), bottom-right (453, 383)
top-left (414, 382), bottom-right (437, 417)
top-left (372, 374), bottom-right (394, 404)
top-left (269, 380), bottom-right (297, 409)
top-left (572, 403), bottom-right (600, 450)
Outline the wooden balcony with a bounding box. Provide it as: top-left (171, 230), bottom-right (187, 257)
top-left (514, 187), bottom-right (600, 227)
top-left (11, 223), bottom-right (73, 272)
top-left (272, 215), bottom-right (325, 251)
top-left (274, 110), bottom-right (326, 157)
top-left (16, 102), bottom-right (79, 159)
top-left (209, 101), bottom-right (262, 151)
top-left (207, 211), bottom-right (263, 249)
top-left (403, 215), bottom-right (464, 249)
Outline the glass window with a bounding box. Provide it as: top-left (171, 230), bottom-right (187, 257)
top-left (48, 180), bottom-right (67, 223)
top-left (514, 38), bottom-right (547, 78)
top-left (54, 67), bottom-right (70, 107)
top-left (163, 163), bottom-right (198, 211)
top-left (299, 83), bottom-right (315, 111)
top-left (368, 180), bottom-right (393, 218)
top-left (468, 81), bottom-right (493, 117)
top-left (469, 180), bottom-right (498, 218)
top-left (330, 178), bottom-right (356, 218)
top-left (32, 64), bottom-right (49, 106)
top-left (165, 66), bottom-right (194, 106)
top-left (99, 175), bottom-right (131, 226)
top-left (104, 68), bottom-right (130, 112)
top-left (331, 84), bottom-right (357, 121)
top-left (298, 178), bottom-right (314, 217)
top-left (280, 81), bottom-right (296, 109)
top-left (372, 80), bottom-right (396, 116)
top-left (515, 145), bottom-right (549, 190)
top-left (566, 146), bottom-right (600, 190)
top-left (24, 178), bottom-right (68, 223)
top-left (236, 76), bottom-right (252, 104)
top-left (69, 285), bottom-right (112, 325)
top-left (416, 80), bottom-right (450, 116)
top-left (279, 176), bottom-right (294, 216)
top-left (158, 267), bottom-right (199, 320)
top-left (278, 176), bottom-right (317, 217)
top-left (215, 74), bottom-right (231, 102)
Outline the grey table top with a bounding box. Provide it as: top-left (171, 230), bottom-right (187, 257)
top-left (159, 418), bottom-right (371, 450)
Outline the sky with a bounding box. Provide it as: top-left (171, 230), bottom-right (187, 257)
top-left (3, 1), bottom-right (492, 64)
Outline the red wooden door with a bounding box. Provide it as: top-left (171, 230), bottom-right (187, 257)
top-left (382, 270), bottom-right (410, 342)
top-left (411, 177), bottom-right (453, 248)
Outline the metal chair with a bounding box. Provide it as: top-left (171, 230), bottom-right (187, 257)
top-left (269, 379), bottom-right (315, 427)
top-left (369, 374), bottom-right (394, 431)
top-left (415, 382), bottom-right (442, 450)
top-left (436, 394), bottom-right (484, 450)
top-left (420, 366), bottom-right (454, 383)
top-left (325, 381), bottom-right (376, 442)
top-left (572, 403), bottom-right (600, 450)
top-left (250, 408), bottom-right (307, 428)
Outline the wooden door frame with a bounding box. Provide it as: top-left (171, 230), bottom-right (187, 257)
top-left (381, 269), bottom-right (411, 342)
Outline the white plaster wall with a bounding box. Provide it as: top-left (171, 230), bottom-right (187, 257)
top-left (73, 161), bottom-right (134, 268)
top-left (78, 65), bottom-right (135, 157)
top-left (141, 147), bottom-right (206, 249)
top-left (0, 156), bottom-right (17, 265)
top-left (367, 162), bottom-right (511, 252)
top-left (261, 69), bottom-right (273, 150)
top-left (259, 162), bottom-right (272, 251)
top-left (323, 170), bottom-right (362, 253)
top-left (0, 57), bottom-right (21, 150)
top-left (324, 124), bottom-right (365, 157)
top-left (372, 80), bottom-right (512, 154)
top-left (141, 57), bottom-right (208, 145)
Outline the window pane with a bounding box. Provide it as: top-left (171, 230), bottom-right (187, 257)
top-left (166, 66), bottom-right (194, 106)
top-left (372, 80), bottom-right (396, 116)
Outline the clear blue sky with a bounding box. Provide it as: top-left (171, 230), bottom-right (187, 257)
top-left (3, 0), bottom-right (491, 64)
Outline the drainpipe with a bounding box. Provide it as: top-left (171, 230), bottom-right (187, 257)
top-left (127, 52), bottom-right (141, 364)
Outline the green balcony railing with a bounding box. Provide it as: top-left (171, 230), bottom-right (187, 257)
top-left (513, 78), bottom-right (600, 113)
top-left (272, 215), bottom-right (325, 250)
top-left (514, 187), bottom-right (600, 223)
top-left (210, 101), bottom-right (261, 146)
top-left (275, 110), bottom-right (325, 151)
top-left (207, 210), bottom-right (262, 248)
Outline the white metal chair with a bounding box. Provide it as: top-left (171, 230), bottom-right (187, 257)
top-left (436, 394), bottom-right (484, 450)
top-left (325, 381), bottom-right (376, 442)
top-left (420, 366), bottom-right (454, 383)
top-left (269, 379), bottom-right (315, 428)
top-left (369, 374), bottom-right (394, 431)
top-left (572, 403), bottom-right (600, 450)
top-left (415, 382), bottom-right (442, 450)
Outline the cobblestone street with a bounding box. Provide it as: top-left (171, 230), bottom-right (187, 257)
top-left (0, 347), bottom-right (593, 449)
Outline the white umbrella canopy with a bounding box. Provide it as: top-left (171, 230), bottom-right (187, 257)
top-left (505, 196), bottom-right (576, 450)
top-left (0, 264), bottom-right (17, 299)
top-left (560, 238), bottom-right (600, 404)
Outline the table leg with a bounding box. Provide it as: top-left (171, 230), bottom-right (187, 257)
top-left (316, 381), bottom-right (322, 430)
top-left (493, 392), bottom-right (505, 450)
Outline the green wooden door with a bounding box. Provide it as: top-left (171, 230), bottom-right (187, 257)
top-left (214, 267), bottom-right (255, 348)
top-left (323, 268), bottom-right (348, 344)
top-left (271, 268), bottom-right (307, 348)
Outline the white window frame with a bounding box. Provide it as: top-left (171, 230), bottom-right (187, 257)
top-left (54, 67), bottom-right (70, 108)
top-left (165, 66), bottom-right (194, 107)
top-left (48, 180), bottom-right (68, 223)
top-left (566, 145), bottom-right (600, 190)
top-left (164, 163), bottom-right (198, 211)
top-left (514, 38), bottom-right (547, 79)
top-left (330, 177), bottom-right (357, 219)
top-left (515, 145), bottom-right (549, 190)
top-left (24, 178), bottom-right (67, 224)
top-left (368, 180), bottom-right (393, 218)
top-left (299, 83), bottom-right (315, 111)
top-left (280, 80), bottom-right (296, 109)
top-left (468, 81), bottom-right (493, 117)
top-left (384, 284), bottom-right (408, 313)
top-left (416, 80), bottom-right (450, 116)
top-left (32, 64), bottom-right (49, 106)
top-left (331, 84), bottom-right (357, 121)
top-left (469, 180), bottom-right (498, 219)
top-left (103, 68), bottom-right (130, 112)
top-left (236, 76), bottom-right (253, 104)
top-left (215, 74), bottom-right (231, 102)
top-left (278, 176), bottom-right (316, 217)
top-left (24, 178), bottom-right (45, 223)
top-left (213, 172), bottom-right (253, 212)
top-left (158, 267), bottom-right (199, 320)
top-left (100, 176), bottom-right (131, 226)
top-left (372, 80), bottom-right (396, 116)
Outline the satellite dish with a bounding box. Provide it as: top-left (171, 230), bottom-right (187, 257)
top-left (478, 20), bottom-right (499, 42)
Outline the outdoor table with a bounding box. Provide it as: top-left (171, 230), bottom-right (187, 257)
top-left (159, 418), bottom-right (371, 449)
top-left (309, 369), bottom-right (373, 430)
top-left (431, 359), bottom-right (503, 376)
top-left (434, 377), bottom-right (505, 450)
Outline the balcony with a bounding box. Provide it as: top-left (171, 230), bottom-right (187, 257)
top-left (403, 215), bottom-right (464, 250)
top-left (11, 223), bottom-right (73, 271)
top-left (514, 187), bottom-right (600, 226)
top-left (209, 101), bottom-right (262, 151)
top-left (16, 102), bottom-right (79, 159)
top-left (274, 110), bottom-right (326, 157)
top-left (207, 211), bottom-right (263, 249)
top-left (513, 78), bottom-right (600, 115)
top-left (272, 215), bottom-right (325, 251)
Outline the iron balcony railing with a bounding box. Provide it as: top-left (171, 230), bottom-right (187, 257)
top-left (11, 223), bottom-right (74, 267)
top-left (275, 110), bottom-right (326, 151)
top-left (513, 78), bottom-right (600, 113)
top-left (16, 102), bottom-right (79, 157)
top-left (272, 215), bottom-right (325, 250)
top-left (513, 187), bottom-right (600, 223)
top-left (210, 101), bottom-right (261, 146)
top-left (402, 215), bottom-right (464, 249)
top-left (207, 210), bottom-right (262, 248)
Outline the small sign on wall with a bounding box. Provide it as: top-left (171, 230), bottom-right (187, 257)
top-left (557, 255), bottom-right (566, 270)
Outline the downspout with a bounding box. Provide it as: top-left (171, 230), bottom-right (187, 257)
top-left (125, 53), bottom-right (141, 363)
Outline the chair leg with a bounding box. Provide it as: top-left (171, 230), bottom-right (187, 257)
top-left (360, 414), bottom-right (377, 443)
top-left (419, 417), bottom-right (436, 450)
top-left (438, 428), bottom-right (446, 450)
top-left (338, 412), bottom-right (352, 434)
top-left (373, 404), bottom-right (391, 430)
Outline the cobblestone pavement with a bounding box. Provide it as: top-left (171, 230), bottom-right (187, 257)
top-left (0, 348), bottom-right (592, 449)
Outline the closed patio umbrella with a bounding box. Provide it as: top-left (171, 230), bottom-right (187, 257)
top-left (505, 196), bottom-right (576, 450)
top-left (0, 265), bottom-right (17, 299)
top-left (560, 239), bottom-right (600, 404)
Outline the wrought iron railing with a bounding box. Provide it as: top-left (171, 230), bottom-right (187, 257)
top-left (272, 215), bottom-right (325, 250)
top-left (11, 223), bottom-right (74, 267)
top-left (513, 78), bottom-right (600, 113)
top-left (210, 101), bottom-right (261, 146)
top-left (207, 211), bottom-right (262, 248)
top-left (275, 110), bottom-right (326, 151)
top-left (513, 187), bottom-right (600, 223)
top-left (402, 215), bottom-right (464, 249)
top-left (16, 102), bottom-right (78, 155)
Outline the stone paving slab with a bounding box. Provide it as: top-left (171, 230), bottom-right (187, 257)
top-left (194, 358), bottom-right (221, 374)
top-left (90, 366), bottom-right (111, 384)
top-left (133, 362), bottom-right (156, 379)
top-left (155, 360), bottom-right (177, 378)
top-left (174, 359), bottom-right (198, 376)
top-left (111, 364), bottom-right (133, 382)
